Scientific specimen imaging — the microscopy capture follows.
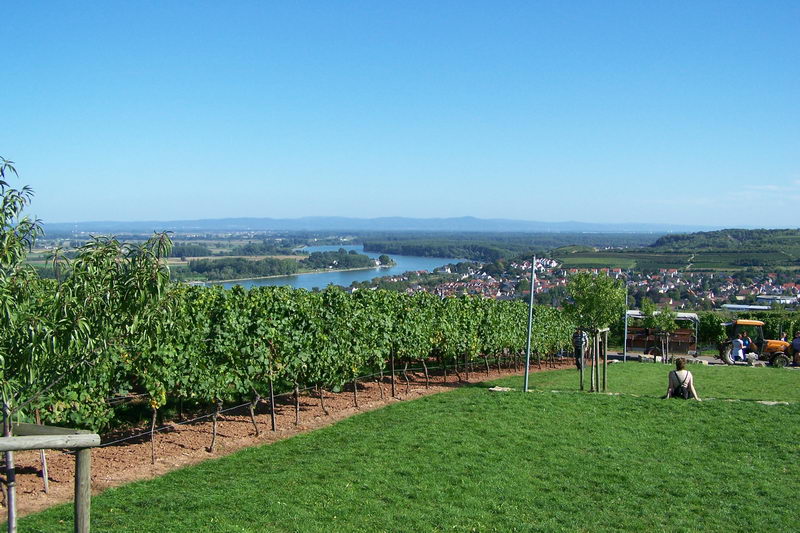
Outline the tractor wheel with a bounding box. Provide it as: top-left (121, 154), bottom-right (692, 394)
top-left (720, 347), bottom-right (735, 365)
top-left (771, 354), bottom-right (789, 368)
top-left (648, 347), bottom-right (662, 362)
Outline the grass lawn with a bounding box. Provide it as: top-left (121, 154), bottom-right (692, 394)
top-left (498, 362), bottom-right (800, 402)
top-left (17, 364), bottom-right (800, 532)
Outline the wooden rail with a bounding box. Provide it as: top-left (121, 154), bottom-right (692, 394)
top-left (2, 424), bottom-right (100, 533)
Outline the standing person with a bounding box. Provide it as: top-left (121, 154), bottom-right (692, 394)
top-left (572, 329), bottom-right (588, 369)
top-left (731, 333), bottom-right (745, 362)
top-left (666, 358), bottom-right (700, 400)
top-left (741, 333), bottom-right (752, 354)
top-left (792, 332), bottom-right (800, 366)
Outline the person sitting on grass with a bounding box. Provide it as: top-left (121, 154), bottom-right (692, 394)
top-left (666, 357), bottom-right (700, 400)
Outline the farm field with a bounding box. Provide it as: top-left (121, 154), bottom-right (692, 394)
top-left (552, 248), bottom-right (800, 271)
top-left (553, 251), bottom-right (691, 271)
top-left (688, 250), bottom-right (795, 270)
top-left (18, 364), bottom-right (800, 532)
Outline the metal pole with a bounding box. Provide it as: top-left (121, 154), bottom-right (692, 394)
top-left (623, 294), bottom-right (629, 362)
top-left (523, 255), bottom-right (535, 392)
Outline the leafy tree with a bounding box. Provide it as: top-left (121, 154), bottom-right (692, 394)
top-left (564, 273), bottom-right (626, 331)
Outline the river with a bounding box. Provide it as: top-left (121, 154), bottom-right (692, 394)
top-left (217, 245), bottom-right (459, 290)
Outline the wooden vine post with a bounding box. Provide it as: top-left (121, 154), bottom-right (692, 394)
top-left (572, 329), bottom-right (588, 391)
top-left (577, 328), bottom-right (609, 393)
top-left (594, 330), bottom-right (600, 392)
top-left (268, 377), bottom-right (277, 432)
top-left (390, 349), bottom-right (396, 397)
top-left (601, 328), bottom-right (609, 392)
top-left (588, 328), bottom-right (609, 393)
top-left (1, 423), bottom-right (100, 533)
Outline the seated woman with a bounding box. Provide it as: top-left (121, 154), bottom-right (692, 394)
top-left (666, 358), bottom-right (701, 400)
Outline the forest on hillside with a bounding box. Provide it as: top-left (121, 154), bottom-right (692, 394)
top-left (650, 229), bottom-right (800, 251)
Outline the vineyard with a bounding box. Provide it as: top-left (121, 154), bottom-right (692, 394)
top-left (0, 157), bottom-right (584, 489)
top-left (2, 238), bottom-right (575, 438)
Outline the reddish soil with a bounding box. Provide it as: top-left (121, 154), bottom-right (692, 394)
top-left (5, 361), bottom-right (571, 517)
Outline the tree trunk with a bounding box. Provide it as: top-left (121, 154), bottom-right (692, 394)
top-left (269, 378), bottom-right (277, 432)
top-left (377, 370), bottom-right (385, 400)
top-left (465, 353), bottom-right (470, 380)
top-left (442, 358), bottom-right (447, 382)
top-left (294, 383), bottom-right (300, 426)
top-left (484, 355), bottom-right (491, 376)
top-left (35, 410), bottom-right (49, 494)
top-left (150, 407), bottom-right (158, 464)
top-left (249, 393), bottom-right (260, 436)
top-left (352, 378), bottom-right (359, 408)
top-left (208, 400), bottom-right (222, 453)
top-left (403, 361), bottom-right (410, 394)
top-left (496, 353), bottom-right (502, 374)
top-left (421, 359), bottom-right (430, 389)
top-left (454, 356), bottom-right (462, 382)
top-left (318, 385), bottom-right (329, 415)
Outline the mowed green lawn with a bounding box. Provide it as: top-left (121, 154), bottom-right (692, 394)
top-left (19, 364), bottom-right (800, 532)
top-left (498, 361), bottom-right (800, 402)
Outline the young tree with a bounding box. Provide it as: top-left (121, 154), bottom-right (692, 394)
top-left (652, 306), bottom-right (678, 362)
top-left (564, 273), bottom-right (626, 331)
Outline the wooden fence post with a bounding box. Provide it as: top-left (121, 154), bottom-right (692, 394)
top-left (74, 448), bottom-right (91, 533)
top-left (602, 330), bottom-right (608, 392)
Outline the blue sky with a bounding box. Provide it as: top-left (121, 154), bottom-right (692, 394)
top-left (2, 1), bottom-right (798, 227)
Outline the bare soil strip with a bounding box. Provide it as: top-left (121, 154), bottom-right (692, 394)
top-left (8, 361), bottom-right (571, 517)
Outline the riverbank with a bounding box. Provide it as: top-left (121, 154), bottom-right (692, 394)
top-left (192, 264), bottom-right (394, 285)
top-left (211, 245), bottom-right (453, 291)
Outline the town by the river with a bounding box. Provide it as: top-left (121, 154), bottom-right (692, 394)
top-left (218, 245), bottom-right (458, 290)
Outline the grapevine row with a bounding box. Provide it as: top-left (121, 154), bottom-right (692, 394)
top-left (4, 243), bottom-right (572, 430)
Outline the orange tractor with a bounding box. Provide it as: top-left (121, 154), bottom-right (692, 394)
top-left (717, 319), bottom-right (791, 367)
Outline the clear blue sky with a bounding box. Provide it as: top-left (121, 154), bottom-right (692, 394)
top-left (3, 1), bottom-right (798, 227)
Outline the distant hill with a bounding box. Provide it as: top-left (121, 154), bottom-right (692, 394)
top-left (650, 228), bottom-right (800, 251)
top-left (552, 228), bottom-right (800, 271)
top-left (42, 216), bottom-right (720, 235)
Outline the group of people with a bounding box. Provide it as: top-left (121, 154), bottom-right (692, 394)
top-left (732, 330), bottom-right (800, 365)
top-left (730, 332), bottom-right (757, 362)
top-left (570, 327), bottom-right (800, 401)
top-left (666, 329), bottom-right (800, 400)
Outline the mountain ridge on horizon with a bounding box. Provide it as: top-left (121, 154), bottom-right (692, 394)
top-left (41, 216), bottom-right (727, 235)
